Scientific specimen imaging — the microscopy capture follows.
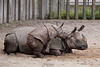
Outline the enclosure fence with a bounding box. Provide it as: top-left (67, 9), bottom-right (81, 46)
top-left (0, 0), bottom-right (99, 24)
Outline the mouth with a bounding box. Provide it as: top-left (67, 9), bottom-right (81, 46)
top-left (82, 46), bottom-right (88, 50)
top-left (80, 46), bottom-right (88, 50)
top-left (77, 45), bottom-right (88, 50)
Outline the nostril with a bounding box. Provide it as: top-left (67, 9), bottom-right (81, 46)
top-left (81, 44), bottom-right (88, 50)
top-left (82, 45), bottom-right (85, 47)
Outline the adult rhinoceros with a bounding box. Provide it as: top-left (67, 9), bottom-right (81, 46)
top-left (3, 23), bottom-right (66, 56)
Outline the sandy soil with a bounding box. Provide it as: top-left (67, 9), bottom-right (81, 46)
top-left (0, 20), bottom-right (100, 67)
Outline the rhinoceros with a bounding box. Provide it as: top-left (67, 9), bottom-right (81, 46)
top-left (49, 25), bottom-right (88, 56)
top-left (3, 23), bottom-right (66, 56)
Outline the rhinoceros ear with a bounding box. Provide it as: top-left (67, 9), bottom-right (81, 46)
top-left (78, 25), bottom-right (85, 31)
top-left (51, 25), bottom-right (60, 34)
top-left (56, 22), bottom-right (59, 26)
top-left (59, 23), bottom-right (64, 28)
top-left (71, 27), bottom-right (77, 33)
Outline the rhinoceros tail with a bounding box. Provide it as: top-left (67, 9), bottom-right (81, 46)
top-left (5, 33), bottom-right (14, 36)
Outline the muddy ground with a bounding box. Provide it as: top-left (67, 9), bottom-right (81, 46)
top-left (0, 20), bottom-right (100, 67)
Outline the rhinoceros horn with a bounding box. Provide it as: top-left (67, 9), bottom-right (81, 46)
top-left (71, 27), bottom-right (77, 33)
top-left (78, 25), bottom-right (85, 31)
top-left (51, 23), bottom-right (64, 33)
top-left (59, 23), bottom-right (64, 28)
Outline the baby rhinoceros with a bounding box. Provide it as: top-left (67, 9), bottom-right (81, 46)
top-left (27, 23), bottom-right (66, 58)
top-left (50, 25), bottom-right (88, 56)
top-left (63, 25), bottom-right (88, 53)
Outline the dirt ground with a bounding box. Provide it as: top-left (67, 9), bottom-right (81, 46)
top-left (0, 20), bottom-right (100, 67)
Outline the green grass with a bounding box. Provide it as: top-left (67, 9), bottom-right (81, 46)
top-left (45, 11), bottom-right (57, 19)
top-left (45, 9), bottom-right (100, 20)
top-left (69, 10), bottom-right (74, 19)
top-left (95, 10), bottom-right (100, 19)
top-left (78, 10), bottom-right (83, 19)
top-left (86, 9), bottom-right (92, 19)
top-left (61, 10), bottom-right (66, 19)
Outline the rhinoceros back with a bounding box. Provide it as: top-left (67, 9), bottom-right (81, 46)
top-left (12, 27), bottom-right (35, 54)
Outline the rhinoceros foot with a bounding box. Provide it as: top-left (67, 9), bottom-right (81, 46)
top-left (35, 53), bottom-right (44, 58)
top-left (49, 49), bottom-right (61, 56)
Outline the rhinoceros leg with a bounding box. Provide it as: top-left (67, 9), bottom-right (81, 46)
top-left (4, 33), bottom-right (18, 55)
top-left (27, 35), bottom-right (44, 58)
top-left (44, 38), bottom-right (54, 53)
top-left (49, 49), bottom-right (61, 56)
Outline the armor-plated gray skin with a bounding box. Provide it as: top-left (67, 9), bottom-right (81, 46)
top-left (4, 27), bottom-right (35, 55)
top-left (27, 23), bottom-right (66, 58)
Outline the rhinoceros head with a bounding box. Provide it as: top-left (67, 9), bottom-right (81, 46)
top-left (65, 25), bottom-right (88, 50)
